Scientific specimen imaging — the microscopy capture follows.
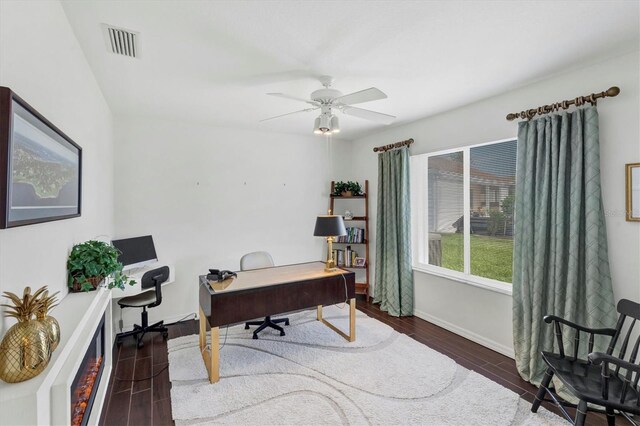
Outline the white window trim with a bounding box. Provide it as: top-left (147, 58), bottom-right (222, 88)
top-left (411, 137), bottom-right (517, 297)
top-left (412, 263), bottom-right (513, 295)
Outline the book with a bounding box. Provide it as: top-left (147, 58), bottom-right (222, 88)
top-left (337, 227), bottom-right (365, 243)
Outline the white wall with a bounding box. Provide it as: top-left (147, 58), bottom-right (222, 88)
top-left (113, 116), bottom-right (347, 329)
top-left (0, 1), bottom-right (114, 336)
top-left (347, 51), bottom-right (640, 356)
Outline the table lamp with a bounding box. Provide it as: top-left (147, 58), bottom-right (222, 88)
top-left (314, 212), bottom-right (347, 272)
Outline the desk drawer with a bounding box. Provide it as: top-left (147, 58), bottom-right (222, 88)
top-left (199, 273), bottom-right (355, 327)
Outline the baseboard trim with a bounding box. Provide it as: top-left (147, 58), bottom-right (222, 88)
top-left (413, 308), bottom-right (515, 359)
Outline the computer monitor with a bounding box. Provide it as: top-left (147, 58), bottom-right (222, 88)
top-left (111, 235), bottom-right (158, 270)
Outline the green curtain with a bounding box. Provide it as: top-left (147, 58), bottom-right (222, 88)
top-left (374, 147), bottom-right (414, 316)
top-left (512, 106), bottom-right (616, 386)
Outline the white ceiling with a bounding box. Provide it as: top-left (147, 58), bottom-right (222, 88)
top-left (61, 0), bottom-right (639, 140)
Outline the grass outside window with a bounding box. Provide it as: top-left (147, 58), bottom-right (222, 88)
top-left (438, 233), bottom-right (513, 283)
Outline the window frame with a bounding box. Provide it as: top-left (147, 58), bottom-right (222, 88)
top-left (411, 137), bottom-right (517, 296)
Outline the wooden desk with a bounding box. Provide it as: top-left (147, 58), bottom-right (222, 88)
top-left (198, 262), bottom-right (356, 383)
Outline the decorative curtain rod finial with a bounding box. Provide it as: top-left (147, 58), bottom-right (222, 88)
top-left (606, 86), bottom-right (620, 97)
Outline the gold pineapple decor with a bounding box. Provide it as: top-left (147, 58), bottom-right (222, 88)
top-left (0, 286), bottom-right (58, 383)
top-left (35, 290), bottom-right (61, 352)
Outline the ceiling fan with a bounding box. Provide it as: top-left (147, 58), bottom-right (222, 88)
top-left (261, 75), bottom-right (395, 135)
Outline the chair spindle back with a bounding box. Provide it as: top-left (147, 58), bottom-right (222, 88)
top-left (600, 299), bottom-right (640, 405)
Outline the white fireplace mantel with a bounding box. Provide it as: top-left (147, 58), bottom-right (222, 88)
top-left (0, 287), bottom-right (113, 426)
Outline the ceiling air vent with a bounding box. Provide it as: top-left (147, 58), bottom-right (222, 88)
top-left (101, 24), bottom-right (140, 58)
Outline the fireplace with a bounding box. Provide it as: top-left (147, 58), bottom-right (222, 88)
top-left (0, 286), bottom-right (114, 425)
top-left (70, 313), bottom-right (106, 426)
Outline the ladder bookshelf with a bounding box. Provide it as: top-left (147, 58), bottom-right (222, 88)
top-left (329, 180), bottom-right (370, 300)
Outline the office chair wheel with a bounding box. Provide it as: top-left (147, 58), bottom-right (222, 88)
top-left (116, 338), bottom-right (122, 347)
top-left (163, 331), bottom-right (169, 339)
top-left (280, 330), bottom-right (285, 336)
top-left (245, 324), bottom-right (250, 330)
top-left (137, 338), bottom-right (144, 349)
top-left (284, 320), bottom-right (290, 326)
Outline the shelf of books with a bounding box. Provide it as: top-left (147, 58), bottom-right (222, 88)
top-left (329, 180), bottom-right (370, 300)
top-left (331, 246), bottom-right (366, 268)
top-left (336, 227), bottom-right (365, 243)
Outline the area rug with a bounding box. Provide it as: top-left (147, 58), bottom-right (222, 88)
top-left (168, 306), bottom-right (562, 425)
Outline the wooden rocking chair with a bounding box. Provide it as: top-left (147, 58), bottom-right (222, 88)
top-left (531, 299), bottom-right (640, 426)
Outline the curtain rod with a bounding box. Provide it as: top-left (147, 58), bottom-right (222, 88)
top-left (506, 86), bottom-right (620, 121)
top-left (373, 138), bottom-right (414, 153)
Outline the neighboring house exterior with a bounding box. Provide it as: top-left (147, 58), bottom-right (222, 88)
top-left (428, 156), bottom-right (515, 234)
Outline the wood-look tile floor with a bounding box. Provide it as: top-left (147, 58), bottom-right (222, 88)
top-left (100, 300), bottom-right (614, 426)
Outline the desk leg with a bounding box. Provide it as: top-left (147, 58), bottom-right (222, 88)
top-left (318, 298), bottom-right (356, 342)
top-left (349, 298), bottom-right (356, 341)
top-left (199, 308), bottom-right (206, 350)
top-left (199, 307), bottom-right (220, 384)
top-left (209, 327), bottom-right (220, 383)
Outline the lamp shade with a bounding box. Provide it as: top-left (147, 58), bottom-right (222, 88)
top-left (313, 215), bottom-right (347, 237)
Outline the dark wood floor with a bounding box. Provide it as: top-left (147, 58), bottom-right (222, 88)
top-left (99, 300), bottom-right (613, 426)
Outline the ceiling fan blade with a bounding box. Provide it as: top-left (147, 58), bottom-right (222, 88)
top-left (260, 107), bottom-right (318, 122)
top-left (267, 93), bottom-right (318, 106)
top-left (335, 87), bottom-right (387, 106)
top-left (342, 106), bottom-right (395, 125)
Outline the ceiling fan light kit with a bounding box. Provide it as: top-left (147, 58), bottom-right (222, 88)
top-left (319, 111), bottom-right (332, 132)
top-left (263, 75), bottom-right (395, 136)
top-left (330, 115), bottom-right (340, 133)
top-left (312, 112), bottom-right (340, 136)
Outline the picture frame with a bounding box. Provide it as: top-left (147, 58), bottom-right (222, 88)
top-left (626, 162), bottom-right (639, 222)
top-left (354, 257), bottom-right (366, 267)
top-left (0, 87), bottom-right (82, 229)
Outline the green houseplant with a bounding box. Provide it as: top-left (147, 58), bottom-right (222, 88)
top-left (346, 181), bottom-right (362, 196)
top-left (67, 240), bottom-right (135, 292)
top-left (333, 181), bottom-right (363, 197)
top-left (333, 181), bottom-right (348, 196)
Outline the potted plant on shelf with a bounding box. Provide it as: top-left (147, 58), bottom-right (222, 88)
top-left (67, 240), bottom-right (135, 292)
top-left (333, 181), bottom-right (348, 196)
top-left (333, 181), bottom-right (363, 197)
top-left (346, 181), bottom-right (362, 196)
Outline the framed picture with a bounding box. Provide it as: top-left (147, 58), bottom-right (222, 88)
top-left (0, 87), bottom-right (82, 228)
top-left (626, 163), bottom-right (639, 222)
top-left (354, 257), bottom-right (366, 267)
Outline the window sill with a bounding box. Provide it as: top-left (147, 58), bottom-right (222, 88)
top-left (412, 264), bottom-right (513, 296)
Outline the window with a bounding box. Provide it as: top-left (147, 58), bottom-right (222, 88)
top-left (427, 152), bottom-right (464, 271)
top-left (411, 139), bottom-right (517, 292)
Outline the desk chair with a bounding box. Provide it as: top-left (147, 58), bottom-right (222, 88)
top-left (116, 266), bottom-right (170, 349)
top-left (241, 252), bottom-right (290, 339)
